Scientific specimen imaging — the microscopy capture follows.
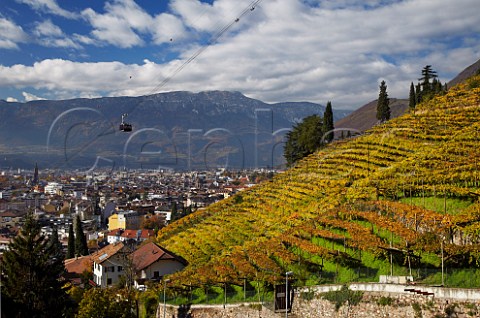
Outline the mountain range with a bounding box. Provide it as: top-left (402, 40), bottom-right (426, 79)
top-left (0, 91), bottom-right (348, 171)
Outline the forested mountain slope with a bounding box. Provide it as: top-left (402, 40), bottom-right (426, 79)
top-left (157, 76), bottom-right (480, 288)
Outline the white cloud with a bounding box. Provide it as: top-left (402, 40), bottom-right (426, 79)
top-left (33, 19), bottom-right (63, 37)
top-left (0, 59), bottom-right (168, 97)
top-left (80, 0), bottom-right (189, 47)
top-left (6, 97), bottom-right (19, 102)
top-left (33, 20), bottom-right (82, 49)
top-left (0, 17), bottom-right (29, 49)
top-left (22, 91), bottom-right (46, 102)
top-left (151, 13), bottom-right (188, 44)
top-left (15, 0), bottom-right (77, 19)
top-left (2, 0), bottom-right (480, 109)
top-left (81, 0), bottom-right (152, 48)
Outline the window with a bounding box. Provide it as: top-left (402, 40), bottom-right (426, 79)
top-left (118, 266), bottom-right (123, 272)
top-left (105, 266), bottom-right (115, 272)
top-left (153, 271), bottom-right (160, 278)
top-left (107, 278), bottom-right (112, 285)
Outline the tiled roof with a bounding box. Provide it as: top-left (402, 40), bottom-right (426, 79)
top-left (91, 242), bottom-right (125, 264)
top-left (107, 229), bottom-right (155, 240)
top-left (131, 242), bottom-right (186, 271)
top-left (64, 255), bottom-right (93, 275)
top-left (121, 229), bottom-right (139, 239)
top-left (106, 229), bottom-right (123, 236)
top-left (0, 209), bottom-right (26, 217)
top-left (139, 229), bottom-right (154, 239)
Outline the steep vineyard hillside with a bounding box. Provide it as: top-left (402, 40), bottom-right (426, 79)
top-left (157, 76), bottom-right (480, 289)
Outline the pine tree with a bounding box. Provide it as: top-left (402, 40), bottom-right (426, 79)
top-left (67, 223), bottom-right (75, 259)
top-left (75, 215), bottom-right (88, 256)
top-left (417, 65), bottom-right (439, 102)
top-left (409, 82), bottom-right (416, 111)
top-left (419, 65), bottom-right (437, 92)
top-left (376, 80), bottom-right (390, 123)
top-left (323, 101), bottom-right (334, 143)
top-left (2, 213), bottom-right (68, 317)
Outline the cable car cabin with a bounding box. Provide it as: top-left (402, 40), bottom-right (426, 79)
top-left (119, 113), bottom-right (132, 132)
top-left (119, 122), bottom-right (132, 132)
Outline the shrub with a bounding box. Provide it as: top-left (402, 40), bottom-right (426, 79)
top-left (377, 296), bottom-right (393, 306)
top-left (321, 285), bottom-right (363, 311)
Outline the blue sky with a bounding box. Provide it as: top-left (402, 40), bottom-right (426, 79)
top-left (1, 0), bottom-right (480, 109)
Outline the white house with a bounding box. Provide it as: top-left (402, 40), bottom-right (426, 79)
top-left (92, 242), bottom-right (127, 288)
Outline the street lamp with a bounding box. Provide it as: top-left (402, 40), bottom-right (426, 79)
top-left (163, 278), bottom-right (171, 318)
top-left (285, 271), bottom-right (293, 318)
top-left (441, 237), bottom-right (445, 286)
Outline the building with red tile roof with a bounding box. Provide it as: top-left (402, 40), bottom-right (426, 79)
top-left (131, 242), bottom-right (187, 281)
top-left (106, 228), bottom-right (155, 244)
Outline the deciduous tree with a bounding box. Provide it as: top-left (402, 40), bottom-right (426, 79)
top-left (284, 114), bottom-right (324, 166)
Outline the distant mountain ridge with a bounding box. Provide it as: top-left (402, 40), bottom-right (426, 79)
top-left (0, 90), bottom-right (346, 170)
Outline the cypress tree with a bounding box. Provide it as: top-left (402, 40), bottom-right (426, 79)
top-left (171, 201), bottom-right (178, 221)
top-left (415, 83), bottom-right (422, 104)
top-left (2, 213), bottom-right (68, 317)
top-left (323, 101), bottom-right (335, 143)
top-left (409, 82), bottom-right (416, 111)
top-left (75, 215), bottom-right (88, 256)
top-left (376, 80), bottom-right (390, 123)
top-left (67, 223), bottom-right (75, 259)
top-left (47, 225), bottom-right (64, 261)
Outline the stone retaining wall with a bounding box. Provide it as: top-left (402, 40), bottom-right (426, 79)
top-left (158, 284), bottom-right (480, 318)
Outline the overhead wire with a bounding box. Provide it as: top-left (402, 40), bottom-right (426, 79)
top-left (148, 0), bottom-right (264, 95)
top-left (52, 0), bottom-right (265, 169)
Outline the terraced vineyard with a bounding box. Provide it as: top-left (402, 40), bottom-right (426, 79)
top-left (158, 75), bottom-right (480, 290)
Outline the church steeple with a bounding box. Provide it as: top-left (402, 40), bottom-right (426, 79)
top-left (33, 162), bottom-right (39, 185)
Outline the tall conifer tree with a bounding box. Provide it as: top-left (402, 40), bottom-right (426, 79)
top-left (376, 80), bottom-right (390, 123)
top-left (2, 213), bottom-right (67, 317)
top-left (67, 223), bottom-right (75, 259)
top-left (409, 82), bottom-right (416, 111)
top-left (323, 101), bottom-right (334, 143)
top-left (75, 215), bottom-right (88, 256)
